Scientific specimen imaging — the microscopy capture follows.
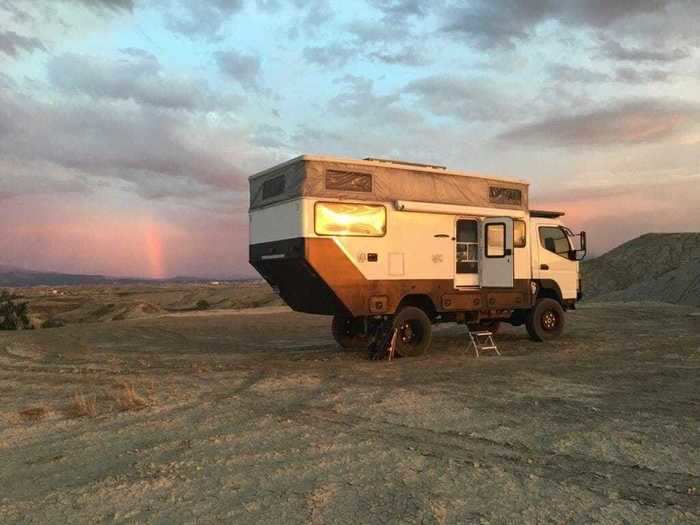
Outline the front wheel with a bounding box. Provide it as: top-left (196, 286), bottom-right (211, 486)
top-left (525, 298), bottom-right (565, 342)
top-left (392, 306), bottom-right (432, 357)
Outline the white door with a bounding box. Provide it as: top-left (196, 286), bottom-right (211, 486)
top-left (454, 218), bottom-right (479, 287)
top-left (481, 218), bottom-right (514, 288)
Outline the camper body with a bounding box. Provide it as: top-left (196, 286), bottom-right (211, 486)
top-left (249, 156), bottom-right (585, 356)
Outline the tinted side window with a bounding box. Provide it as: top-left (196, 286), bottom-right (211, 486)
top-left (262, 175), bottom-right (285, 200)
top-left (539, 226), bottom-right (570, 255)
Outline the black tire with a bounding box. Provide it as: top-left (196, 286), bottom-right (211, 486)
top-left (392, 306), bottom-right (432, 357)
top-left (331, 315), bottom-right (366, 349)
top-left (468, 320), bottom-right (501, 334)
top-left (525, 298), bottom-right (565, 342)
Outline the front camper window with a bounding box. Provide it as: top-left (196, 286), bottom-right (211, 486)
top-left (456, 219), bottom-right (478, 274)
top-left (314, 202), bottom-right (386, 237)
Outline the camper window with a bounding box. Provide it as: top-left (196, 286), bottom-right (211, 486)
top-left (326, 170), bottom-right (372, 192)
top-left (539, 226), bottom-right (572, 257)
top-left (315, 202), bottom-right (386, 237)
top-left (486, 223), bottom-right (506, 257)
top-left (514, 219), bottom-right (527, 248)
top-left (262, 175), bottom-right (285, 200)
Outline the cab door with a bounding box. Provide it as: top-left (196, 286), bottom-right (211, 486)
top-left (481, 218), bottom-right (514, 288)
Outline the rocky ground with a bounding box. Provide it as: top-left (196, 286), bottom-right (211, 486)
top-left (1, 302), bottom-right (699, 524)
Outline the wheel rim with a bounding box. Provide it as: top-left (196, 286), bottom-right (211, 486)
top-left (541, 309), bottom-right (559, 331)
top-left (399, 320), bottom-right (422, 345)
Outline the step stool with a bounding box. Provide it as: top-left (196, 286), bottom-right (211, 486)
top-left (467, 330), bottom-right (500, 358)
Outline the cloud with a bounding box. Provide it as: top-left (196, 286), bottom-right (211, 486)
top-left (497, 100), bottom-right (700, 147)
top-left (47, 51), bottom-right (241, 111)
top-left (404, 74), bottom-right (518, 122)
top-left (547, 63), bottom-right (609, 83)
top-left (164, 0), bottom-right (244, 38)
top-left (0, 87), bottom-right (250, 205)
top-left (441, 0), bottom-right (700, 50)
top-left (0, 30), bottom-right (46, 57)
top-left (614, 67), bottom-right (670, 83)
top-left (329, 74), bottom-right (421, 128)
top-left (368, 0), bottom-right (428, 20)
top-left (547, 63), bottom-right (671, 84)
top-left (368, 46), bottom-right (430, 66)
top-left (215, 49), bottom-right (264, 92)
top-left (75, 0), bottom-right (134, 10)
top-left (303, 43), bottom-right (356, 67)
top-left (598, 39), bottom-right (690, 63)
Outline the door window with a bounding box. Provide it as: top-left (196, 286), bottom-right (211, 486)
top-left (485, 223), bottom-right (506, 257)
top-left (456, 219), bottom-right (478, 274)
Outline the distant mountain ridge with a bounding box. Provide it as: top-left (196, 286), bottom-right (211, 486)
top-left (0, 264), bottom-right (245, 287)
top-left (582, 233), bottom-right (700, 306)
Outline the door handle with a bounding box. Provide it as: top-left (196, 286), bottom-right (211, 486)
top-left (433, 234), bottom-right (450, 238)
top-left (540, 264), bottom-right (549, 270)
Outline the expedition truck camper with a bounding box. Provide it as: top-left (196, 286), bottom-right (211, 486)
top-left (249, 155), bottom-right (586, 357)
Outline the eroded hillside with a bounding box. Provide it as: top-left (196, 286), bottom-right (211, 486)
top-left (582, 233), bottom-right (700, 306)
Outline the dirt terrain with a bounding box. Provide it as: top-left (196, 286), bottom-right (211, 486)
top-left (1, 302), bottom-right (699, 524)
top-left (8, 281), bottom-right (282, 327)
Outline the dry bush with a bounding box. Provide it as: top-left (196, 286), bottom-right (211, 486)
top-left (114, 381), bottom-right (148, 411)
top-left (19, 406), bottom-right (48, 422)
top-left (68, 392), bottom-right (97, 418)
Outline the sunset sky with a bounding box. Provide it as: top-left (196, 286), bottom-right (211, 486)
top-left (1, 0), bottom-right (699, 278)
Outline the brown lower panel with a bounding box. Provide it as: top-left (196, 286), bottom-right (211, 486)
top-left (305, 238), bottom-right (533, 317)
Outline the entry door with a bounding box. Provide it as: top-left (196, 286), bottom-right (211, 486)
top-left (481, 217), bottom-right (514, 288)
top-left (454, 219), bottom-right (479, 287)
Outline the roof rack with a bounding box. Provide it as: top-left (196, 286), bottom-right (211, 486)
top-left (530, 210), bottom-right (565, 218)
top-left (363, 157), bottom-right (447, 170)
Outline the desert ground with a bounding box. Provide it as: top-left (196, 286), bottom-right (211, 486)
top-left (1, 294), bottom-right (699, 523)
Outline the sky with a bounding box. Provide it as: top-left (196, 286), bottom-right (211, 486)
top-left (0, 0), bottom-right (698, 278)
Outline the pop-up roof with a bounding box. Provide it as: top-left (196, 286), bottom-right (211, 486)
top-left (249, 155), bottom-right (529, 211)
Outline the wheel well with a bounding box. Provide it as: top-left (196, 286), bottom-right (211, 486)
top-left (536, 279), bottom-right (563, 305)
top-left (397, 294), bottom-right (437, 319)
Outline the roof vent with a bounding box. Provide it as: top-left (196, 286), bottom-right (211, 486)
top-left (363, 157), bottom-right (447, 170)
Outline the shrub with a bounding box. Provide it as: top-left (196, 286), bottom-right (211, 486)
top-left (0, 290), bottom-right (32, 330)
top-left (114, 382), bottom-right (148, 411)
top-left (195, 299), bottom-right (210, 310)
top-left (41, 318), bottom-right (65, 329)
top-left (68, 392), bottom-right (97, 418)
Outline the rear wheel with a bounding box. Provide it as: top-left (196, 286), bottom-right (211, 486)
top-left (392, 306), bottom-right (432, 357)
top-left (331, 315), bottom-right (366, 349)
top-left (526, 298), bottom-right (565, 341)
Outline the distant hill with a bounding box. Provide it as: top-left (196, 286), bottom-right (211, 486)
top-left (582, 233), bottom-right (700, 306)
top-left (0, 265), bottom-right (243, 287)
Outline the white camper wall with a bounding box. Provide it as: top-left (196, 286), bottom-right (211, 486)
top-left (249, 199), bottom-right (305, 244)
top-left (251, 197), bottom-right (531, 283)
top-left (302, 198), bottom-right (529, 282)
